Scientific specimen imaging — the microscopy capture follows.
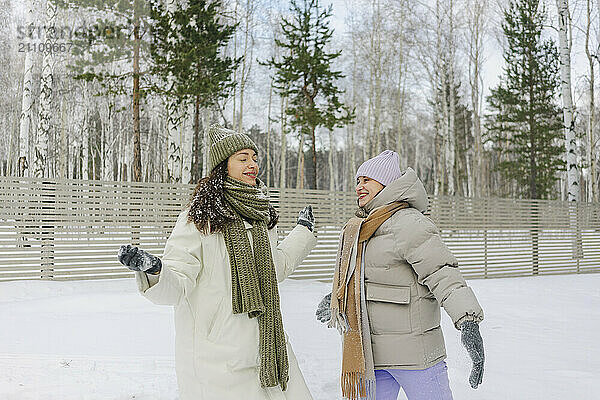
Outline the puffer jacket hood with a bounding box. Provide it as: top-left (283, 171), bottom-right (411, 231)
top-left (361, 167), bottom-right (428, 215)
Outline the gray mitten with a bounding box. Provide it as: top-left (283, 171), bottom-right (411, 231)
top-left (315, 292), bottom-right (331, 323)
top-left (460, 321), bottom-right (484, 389)
top-left (297, 205), bottom-right (315, 232)
top-left (118, 244), bottom-right (162, 275)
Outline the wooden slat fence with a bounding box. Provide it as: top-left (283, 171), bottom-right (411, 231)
top-left (1, 176), bottom-right (599, 281)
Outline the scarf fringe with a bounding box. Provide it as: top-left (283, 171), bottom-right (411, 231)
top-left (341, 372), bottom-right (376, 400)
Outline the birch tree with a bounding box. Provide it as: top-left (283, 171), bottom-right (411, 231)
top-left (585, 0), bottom-right (598, 201)
top-left (33, 0), bottom-right (58, 178)
top-left (99, 100), bottom-right (115, 181)
top-left (18, 0), bottom-right (35, 177)
top-left (279, 93), bottom-right (288, 189)
top-left (369, 0), bottom-right (384, 156)
top-left (0, 0), bottom-right (16, 176)
top-left (465, 0), bottom-right (488, 197)
top-left (393, 0), bottom-right (410, 167)
top-left (557, 0), bottom-right (578, 201)
top-left (232, 0), bottom-right (255, 131)
top-left (441, 0), bottom-right (458, 196)
top-left (266, 80), bottom-right (273, 187)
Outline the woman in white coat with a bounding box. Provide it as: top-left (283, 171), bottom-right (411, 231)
top-left (118, 125), bottom-right (317, 400)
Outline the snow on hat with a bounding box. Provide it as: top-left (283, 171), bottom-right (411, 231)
top-left (208, 124), bottom-right (258, 172)
top-left (355, 150), bottom-right (403, 186)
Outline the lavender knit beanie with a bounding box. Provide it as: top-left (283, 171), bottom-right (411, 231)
top-left (355, 150), bottom-right (403, 186)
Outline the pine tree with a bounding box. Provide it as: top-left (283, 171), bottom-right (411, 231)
top-left (485, 0), bottom-right (564, 199)
top-left (150, 0), bottom-right (239, 183)
top-left (265, 0), bottom-right (353, 190)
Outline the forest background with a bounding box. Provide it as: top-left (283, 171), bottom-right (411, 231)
top-left (0, 0), bottom-right (598, 202)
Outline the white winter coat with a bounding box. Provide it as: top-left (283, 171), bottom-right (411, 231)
top-left (135, 209), bottom-right (317, 400)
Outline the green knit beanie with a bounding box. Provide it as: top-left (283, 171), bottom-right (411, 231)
top-left (208, 124), bottom-right (259, 172)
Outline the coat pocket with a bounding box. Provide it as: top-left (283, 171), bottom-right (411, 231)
top-left (366, 283), bottom-right (412, 334)
top-left (206, 297), bottom-right (225, 342)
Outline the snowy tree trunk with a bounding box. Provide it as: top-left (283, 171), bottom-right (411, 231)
top-left (279, 95), bottom-right (287, 189)
top-left (82, 110), bottom-right (89, 180)
top-left (585, 0), bottom-right (597, 201)
top-left (348, 40), bottom-right (357, 190)
top-left (441, 67), bottom-right (449, 195)
top-left (121, 116), bottom-right (130, 180)
top-left (201, 108), bottom-right (210, 178)
top-left (147, 104), bottom-right (159, 182)
top-left (6, 116), bottom-right (14, 175)
top-left (328, 129), bottom-right (335, 191)
top-left (445, 0), bottom-right (456, 196)
top-left (237, 0), bottom-right (254, 131)
top-left (167, 106), bottom-right (182, 182)
top-left (18, 0), bottom-right (35, 177)
top-left (101, 102), bottom-right (114, 181)
top-left (33, 0), bottom-right (56, 178)
top-left (465, 149), bottom-right (473, 197)
top-left (467, 0), bottom-right (486, 198)
top-left (231, 0), bottom-right (238, 130)
top-left (433, 0), bottom-right (443, 196)
top-left (296, 131), bottom-right (305, 190)
top-left (370, 0), bottom-right (383, 156)
top-left (366, 97), bottom-right (372, 159)
top-left (181, 104), bottom-right (193, 183)
top-left (132, 0), bottom-right (142, 182)
top-left (58, 101), bottom-right (68, 179)
top-left (397, 66), bottom-right (406, 168)
top-left (447, 63), bottom-right (456, 196)
top-left (165, 0), bottom-right (181, 183)
top-left (414, 138), bottom-right (421, 177)
top-left (266, 82), bottom-right (273, 187)
top-left (395, 1), bottom-right (407, 166)
top-left (557, 0), bottom-right (578, 201)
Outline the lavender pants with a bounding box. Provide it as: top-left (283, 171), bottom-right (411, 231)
top-left (375, 361), bottom-right (453, 400)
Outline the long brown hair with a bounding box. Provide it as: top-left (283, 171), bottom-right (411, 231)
top-left (187, 160), bottom-right (279, 234)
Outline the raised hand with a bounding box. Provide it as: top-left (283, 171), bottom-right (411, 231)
top-left (118, 245), bottom-right (162, 275)
top-left (297, 205), bottom-right (315, 232)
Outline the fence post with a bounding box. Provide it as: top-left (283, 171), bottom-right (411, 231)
top-left (483, 198), bottom-right (488, 278)
top-left (531, 201), bottom-right (540, 275)
top-left (40, 180), bottom-right (56, 279)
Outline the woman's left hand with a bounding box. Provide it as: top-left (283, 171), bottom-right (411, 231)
top-left (297, 205), bottom-right (315, 232)
top-left (460, 321), bottom-right (484, 389)
top-left (118, 245), bottom-right (162, 275)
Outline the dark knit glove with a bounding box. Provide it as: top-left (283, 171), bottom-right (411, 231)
top-left (460, 321), bottom-right (484, 389)
top-left (297, 205), bottom-right (315, 232)
top-left (315, 292), bottom-right (331, 323)
top-left (118, 245), bottom-right (162, 275)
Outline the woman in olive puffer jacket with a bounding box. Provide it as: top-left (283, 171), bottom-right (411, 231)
top-left (316, 150), bottom-right (485, 400)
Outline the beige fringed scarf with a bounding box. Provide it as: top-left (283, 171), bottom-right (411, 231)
top-left (329, 201), bottom-right (409, 400)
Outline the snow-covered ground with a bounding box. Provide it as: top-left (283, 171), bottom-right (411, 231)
top-left (0, 274), bottom-right (598, 400)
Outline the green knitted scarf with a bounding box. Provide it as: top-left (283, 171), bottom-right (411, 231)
top-left (222, 176), bottom-right (289, 391)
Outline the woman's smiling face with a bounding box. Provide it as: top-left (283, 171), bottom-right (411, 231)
top-left (227, 149), bottom-right (259, 185)
top-left (355, 176), bottom-right (384, 207)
